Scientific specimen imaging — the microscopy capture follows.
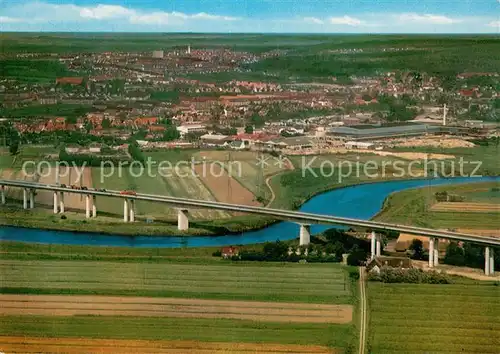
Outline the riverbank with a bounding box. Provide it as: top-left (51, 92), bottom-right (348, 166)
top-left (0, 206), bottom-right (276, 237)
top-left (0, 240), bottom-right (223, 263)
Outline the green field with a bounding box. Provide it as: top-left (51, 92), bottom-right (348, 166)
top-left (0, 59), bottom-right (81, 83)
top-left (0, 104), bottom-right (92, 118)
top-left (0, 145), bottom-right (58, 170)
top-left (390, 145), bottom-right (500, 176)
top-left (375, 181), bottom-right (500, 229)
top-left (0, 259), bottom-right (352, 304)
top-left (367, 281), bottom-right (500, 353)
top-left (0, 316), bottom-right (350, 347)
top-left (0, 257), bottom-right (359, 349)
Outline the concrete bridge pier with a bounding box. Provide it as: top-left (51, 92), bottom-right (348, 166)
top-left (375, 234), bottom-right (382, 257)
top-left (53, 192), bottom-right (59, 213)
top-left (1, 186), bottom-right (5, 205)
top-left (177, 209), bottom-right (189, 231)
top-left (59, 192), bottom-right (65, 213)
top-left (29, 189), bottom-right (35, 209)
top-left (129, 200), bottom-right (135, 222)
top-left (370, 231), bottom-right (376, 259)
top-left (433, 238), bottom-right (439, 266)
top-left (490, 249), bottom-right (495, 275)
top-left (123, 199), bottom-right (129, 222)
top-left (428, 237), bottom-right (439, 267)
top-left (428, 237), bottom-right (435, 267)
top-left (23, 188), bottom-right (28, 209)
top-left (85, 195), bottom-right (91, 219)
top-left (299, 224), bottom-right (311, 246)
top-left (92, 195), bottom-right (97, 218)
top-left (485, 247), bottom-right (490, 276)
top-left (485, 247), bottom-right (495, 276)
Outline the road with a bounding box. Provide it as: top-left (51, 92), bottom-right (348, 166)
top-left (2, 179), bottom-right (500, 247)
top-left (358, 267), bottom-right (367, 354)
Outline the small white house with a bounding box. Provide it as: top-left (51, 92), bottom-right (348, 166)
top-left (344, 141), bottom-right (375, 150)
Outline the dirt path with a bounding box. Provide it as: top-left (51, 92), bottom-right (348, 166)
top-left (264, 158), bottom-right (294, 207)
top-left (0, 294), bottom-right (353, 324)
top-left (265, 175), bottom-right (276, 206)
top-left (358, 267), bottom-right (367, 354)
top-left (0, 337), bottom-right (339, 354)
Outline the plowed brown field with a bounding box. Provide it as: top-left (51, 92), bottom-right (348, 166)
top-left (430, 202), bottom-right (500, 213)
top-left (0, 337), bottom-right (338, 354)
top-left (194, 164), bottom-right (260, 206)
top-left (0, 295), bottom-right (352, 324)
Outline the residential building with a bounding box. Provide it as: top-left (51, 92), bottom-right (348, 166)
top-left (176, 123), bottom-right (207, 137)
top-left (366, 256), bottom-right (413, 275)
top-left (221, 246), bottom-right (240, 259)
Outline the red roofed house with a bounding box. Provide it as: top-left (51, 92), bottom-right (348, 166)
top-left (148, 125), bottom-right (166, 133)
top-left (56, 77), bottom-right (84, 85)
top-left (135, 117), bottom-right (158, 126)
top-left (459, 88), bottom-right (480, 98)
top-left (221, 246), bottom-right (240, 259)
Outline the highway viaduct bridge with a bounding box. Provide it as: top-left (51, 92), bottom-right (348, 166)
top-left (0, 179), bottom-right (498, 276)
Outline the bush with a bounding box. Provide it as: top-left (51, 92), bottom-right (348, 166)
top-left (60, 215), bottom-right (67, 220)
top-left (211, 250), bottom-right (221, 257)
top-left (368, 267), bottom-right (450, 284)
top-left (347, 245), bottom-right (368, 266)
top-left (348, 268), bottom-right (360, 281)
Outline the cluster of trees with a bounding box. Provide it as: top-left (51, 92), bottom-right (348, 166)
top-left (368, 268), bottom-right (450, 284)
top-left (228, 229), bottom-right (370, 265)
top-left (0, 122), bottom-right (20, 156)
top-left (470, 137), bottom-right (500, 147)
top-left (444, 242), bottom-right (500, 270)
top-left (377, 94), bottom-right (419, 122)
top-left (20, 130), bottom-right (120, 147)
top-left (231, 241), bottom-right (341, 263)
top-left (128, 140), bottom-right (146, 165)
top-left (435, 191), bottom-right (465, 202)
top-left (0, 104), bottom-right (93, 119)
top-left (158, 118), bottom-right (180, 142)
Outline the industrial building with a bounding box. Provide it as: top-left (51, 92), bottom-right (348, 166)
top-left (327, 124), bottom-right (446, 141)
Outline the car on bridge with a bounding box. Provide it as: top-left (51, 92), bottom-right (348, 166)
top-left (120, 190), bottom-right (137, 196)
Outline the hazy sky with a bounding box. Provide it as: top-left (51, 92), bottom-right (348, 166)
top-left (0, 0), bottom-right (499, 33)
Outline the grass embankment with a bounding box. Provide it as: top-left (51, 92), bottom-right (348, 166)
top-left (0, 258), bottom-right (359, 349)
top-left (0, 240), bottom-right (219, 261)
top-left (0, 206), bottom-right (274, 237)
top-left (367, 281), bottom-right (500, 353)
top-left (374, 181), bottom-right (500, 230)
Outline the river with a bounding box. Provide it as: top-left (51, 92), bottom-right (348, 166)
top-left (0, 176), bottom-right (498, 248)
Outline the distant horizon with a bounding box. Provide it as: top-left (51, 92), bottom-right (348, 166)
top-left (1, 0), bottom-right (499, 33)
top-left (1, 31), bottom-right (499, 36)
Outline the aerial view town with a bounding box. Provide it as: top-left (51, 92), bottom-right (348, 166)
top-left (0, 0), bottom-right (499, 353)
